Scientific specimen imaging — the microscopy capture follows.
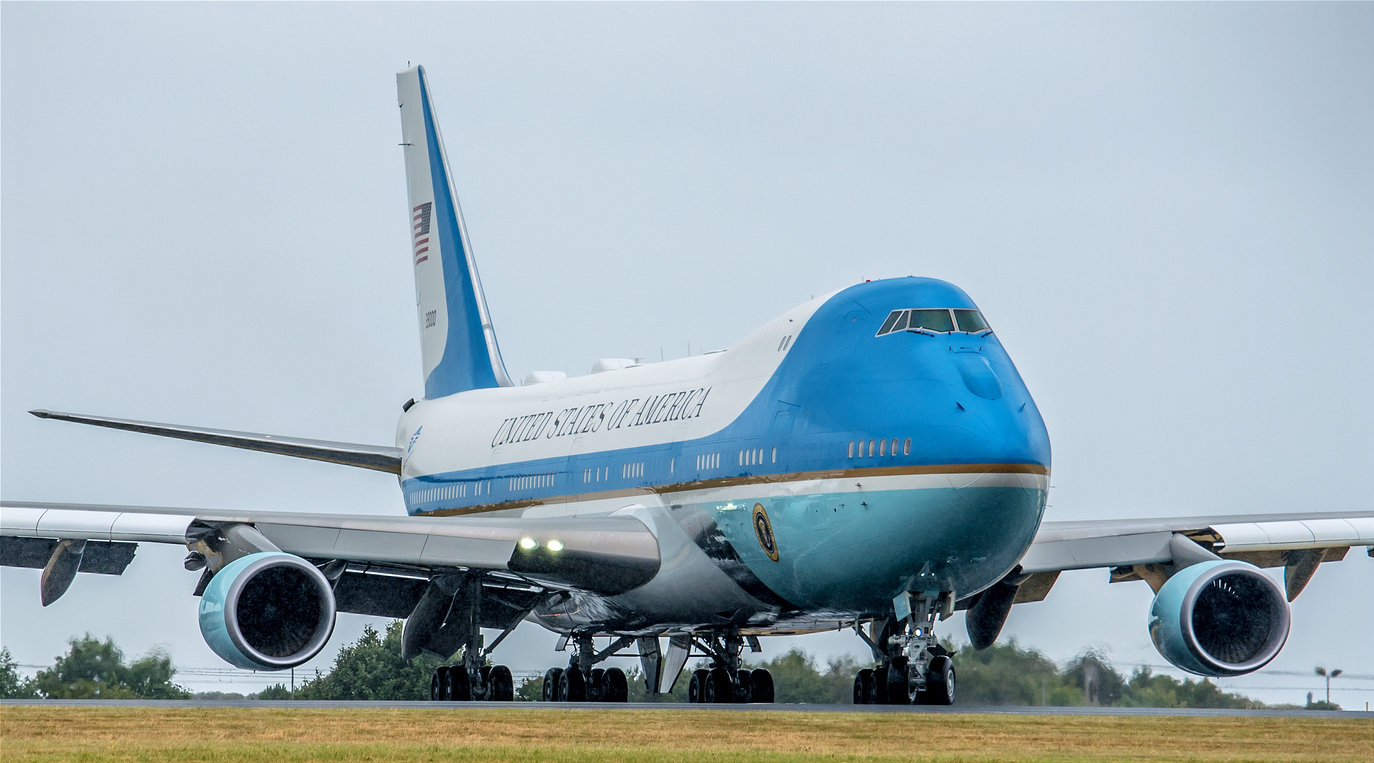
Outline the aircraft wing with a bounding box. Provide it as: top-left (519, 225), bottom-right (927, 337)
top-left (0, 500), bottom-right (661, 613)
top-left (1015, 510), bottom-right (1374, 603)
top-left (29, 409), bottom-right (404, 474)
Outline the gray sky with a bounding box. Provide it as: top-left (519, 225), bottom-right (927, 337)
top-left (3, 3), bottom-right (1371, 707)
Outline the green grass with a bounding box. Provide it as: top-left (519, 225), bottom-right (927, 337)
top-left (2, 707), bottom-right (1371, 762)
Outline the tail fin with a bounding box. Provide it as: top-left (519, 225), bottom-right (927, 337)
top-left (397, 65), bottom-right (512, 397)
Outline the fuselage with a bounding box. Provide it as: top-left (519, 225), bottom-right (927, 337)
top-left (396, 277), bottom-right (1051, 634)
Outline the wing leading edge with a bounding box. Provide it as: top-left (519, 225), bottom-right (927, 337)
top-left (30, 409), bottom-right (403, 474)
top-left (0, 501), bottom-right (660, 605)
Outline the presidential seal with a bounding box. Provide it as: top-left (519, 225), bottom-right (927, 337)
top-left (753, 503), bottom-right (779, 562)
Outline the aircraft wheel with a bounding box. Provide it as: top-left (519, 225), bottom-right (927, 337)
top-left (919, 656), bottom-right (955, 706)
top-left (559, 666), bottom-right (586, 702)
top-left (687, 669), bottom-right (709, 703)
top-left (604, 667), bottom-right (629, 702)
top-left (431, 668), bottom-right (445, 701)
top-left (886, 657), bottom-right (911, 705)
top-left (737, 669), bottom-right (752, 703)
top-left (490, 665), bottom-right (514, 702)
top-left (748, 668), bottom-right (774, 704)
top-left (854, 668), bottom-right (873, 704)
top-left (449, 666), bottom-right (471, 701)
top-left (542, 668), bottom-right (563, 702)
top-left (705, 667), bottom-right (733, 703)
top-left (589, 668), bottom-right (606, 702)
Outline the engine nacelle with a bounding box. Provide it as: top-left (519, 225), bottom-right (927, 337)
top-left (198, 552), bottom-right (337, 670)
top-left (1148, 559), bottom-right (1290, 677)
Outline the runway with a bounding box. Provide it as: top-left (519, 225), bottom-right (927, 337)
top-left (2, 699), bottom-right (1365, 718)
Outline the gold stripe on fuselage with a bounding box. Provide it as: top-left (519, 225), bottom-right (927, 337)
top-left (417, 462), bottom-right (1049, 518)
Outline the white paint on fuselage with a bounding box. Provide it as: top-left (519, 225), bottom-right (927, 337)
top-left (394, 291), bottom-right (836, 486)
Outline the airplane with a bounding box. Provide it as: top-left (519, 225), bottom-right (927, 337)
top-left (3, 64), bottom-right (1371, 706)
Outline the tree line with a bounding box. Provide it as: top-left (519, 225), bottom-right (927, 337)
top-left (0, 625), bottom-right (1335, 709)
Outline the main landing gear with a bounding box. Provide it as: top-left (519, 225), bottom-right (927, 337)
top-left (541, 634), bottom-right (632, 703)
top-left (683, 632), bottom-right (774, 704)
top-left (431, 664), bottom-right (515, 702)
top-left (853, 591), bottom-right (957, 705)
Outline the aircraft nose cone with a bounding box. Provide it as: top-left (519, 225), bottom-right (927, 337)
top-left (953, 353), bottom-right (1003, 400)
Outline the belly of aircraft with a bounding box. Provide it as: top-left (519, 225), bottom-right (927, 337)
top-left (530, 470), bottom-right (1047, 632)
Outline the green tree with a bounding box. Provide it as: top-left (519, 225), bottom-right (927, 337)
top-left (293, 621), bottom-right (445, 700)
top-left (1119, 666), bottom-right (1263, 709)
top-left (953, 639), bottom-right (1076, 706)
top-left (1, 647), bottom-right (38, 699)
top-left (29, 635), bottom-right (190, 699)
top-left (254, 684), bottom-right (294, 700)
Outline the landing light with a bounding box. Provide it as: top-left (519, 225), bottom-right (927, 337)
top-left (547, 539), bottom-right (564, 552)
top-left (519, 537), bottom-right (538, 550)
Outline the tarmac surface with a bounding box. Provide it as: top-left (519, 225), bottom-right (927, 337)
top-left (2, 699), bottom-right (1366, 718)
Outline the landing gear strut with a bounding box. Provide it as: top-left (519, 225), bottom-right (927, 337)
top-left (853, 590), bottom-right (957, 705)
top-left (412, 573), bottom-right (523, 702)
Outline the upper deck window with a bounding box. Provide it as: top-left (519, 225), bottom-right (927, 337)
top-left (876, 308), bottom-right (990, 336)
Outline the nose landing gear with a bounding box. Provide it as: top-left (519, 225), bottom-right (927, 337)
top-left (853, 590), bottom-right (957, 705)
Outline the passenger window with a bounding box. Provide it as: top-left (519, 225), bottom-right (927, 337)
top-left (907, 309), bottom-right (954, 333)
top-left (868, 439), bottom-right (876, 457)
top-left (848, 441), bottom-right (855, 458)
top-left (771, 446), bottom-right (777, 464)
top-left (903, 437), bottom-right (911, 455)
top-left (891, 438), bottom-right (898, 456)
top-left (879, 439), bottom-right (887, 456)
top-left (953, 309), bottom-right (990, 333)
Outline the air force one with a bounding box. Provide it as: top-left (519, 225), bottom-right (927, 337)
top-left (4, 66), bottom-right (1371, 706)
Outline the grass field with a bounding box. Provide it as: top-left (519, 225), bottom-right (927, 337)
top-left (2, 707), bottom-right (1371, 763)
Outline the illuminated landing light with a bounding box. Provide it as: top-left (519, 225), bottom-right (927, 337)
top-left (547, 539), bottom-right (564, 552)
top-left (519, 537), bottom-right (538, 550)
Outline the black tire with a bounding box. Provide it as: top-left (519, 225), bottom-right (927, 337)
top-left (449, 666), bottom-right (471, 702)
top-left (886, 657), bottom-right (911, 705)
top-left (490, 665), bottom-right (514, 702)
top-left (749, 668), bottom-right (774, 704)
top-left (920, 656), bottom-right (955, 706)
top-left (431, 668), bottom-right (445, 701)
top-left (589, 668), bottom-right (606, 702)
top-left (543, 668), bottom-right (563, 702)
top-left (687, 669), bottom-right (709, 704)
top-left (604, 667), bottom-right (629, 702)
top-left (559, 666), bottom-right (586, 702)
top-left (854, 668), bottom-right (874, 705)
top-left (737, 670), bottom-right (752, 703)
top-left (706, 667), bottom-right (733, 704)
top-left (874, 662), bottom-right (890, 704)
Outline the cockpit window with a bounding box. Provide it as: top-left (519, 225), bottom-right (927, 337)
top-left (877, 310), bottom-right (906, 336)
top-left (953, 309), bottom-right (989, 333)
top-left (908, 309), bottom-right (954, 333)
top-left (876, 308), bottom-right (991, 336)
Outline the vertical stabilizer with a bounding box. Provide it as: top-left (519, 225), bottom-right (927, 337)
top-left (397, 65), bottom-right (512, 397)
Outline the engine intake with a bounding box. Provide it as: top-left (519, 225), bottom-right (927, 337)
top-left (1148, 559), bottom-right (1290, 677)
top-left (198, 552), bottom-right (337, 670)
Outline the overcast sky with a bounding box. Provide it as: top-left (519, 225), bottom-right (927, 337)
top-left (3, 3), bottom-right (1371, 707)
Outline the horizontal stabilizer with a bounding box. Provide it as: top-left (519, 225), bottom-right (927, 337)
top-left (30, 409), bottom-right (402, 474)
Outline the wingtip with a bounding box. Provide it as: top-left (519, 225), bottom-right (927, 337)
top-left (30, 409), bottom-right (52, 419)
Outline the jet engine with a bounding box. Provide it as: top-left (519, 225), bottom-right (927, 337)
top-left (198, 552), bottom-right (337, 670)
top-left (1148, 559), bottom-right (1290, 677)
